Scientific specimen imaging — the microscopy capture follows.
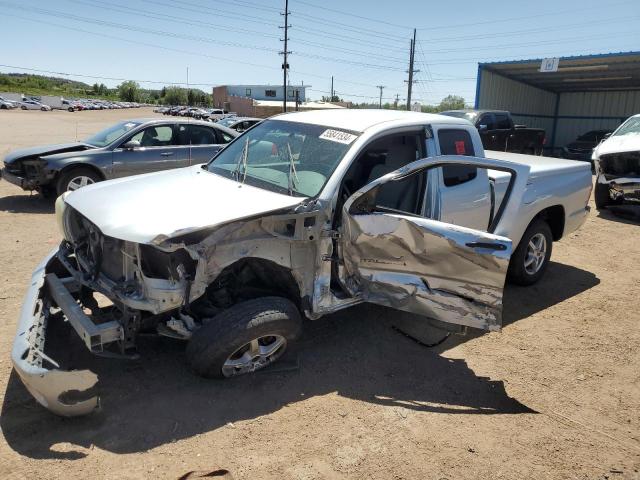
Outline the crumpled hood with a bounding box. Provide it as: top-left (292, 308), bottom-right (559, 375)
top-left (594, 133), bottom-right (640, 158)
top-left (3, 142), bottom-right (95, 165)
top-left (64, 165), bottom-right (306, 244)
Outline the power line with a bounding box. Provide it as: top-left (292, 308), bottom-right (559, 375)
top-left (416, 0), bottom-right (636, 30)
top-left (1, 2), bottom-right (407, 71)
top-left (1, 14), bottom-right (394, 94)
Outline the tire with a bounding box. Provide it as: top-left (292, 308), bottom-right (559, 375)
top-left (68, 107), bottom-right (74, 112)
top-left (56, 167), bottom-right (102, 195)
top-left (186, 297), bottom-right (302, 379)
top-left (507, 218), bottom-right (553, 286)
top-left (41, 107), bottom-right (47, 111)
top-left (21, 106), bottom-right (27, 110)
top-left (1, 104), bottom-right (7, 110)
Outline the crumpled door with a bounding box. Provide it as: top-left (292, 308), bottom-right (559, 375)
top-left (339, 155), bottom-right (529, 331)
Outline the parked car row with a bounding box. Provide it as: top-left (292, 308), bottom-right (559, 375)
top-left (0, 93), bottom-right (142, 112)
top-left (156, 106), bottom-right (230, 121)
top-left (153, 106), bottom-right (263, 132)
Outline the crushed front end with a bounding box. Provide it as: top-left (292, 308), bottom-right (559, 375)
top-left (11, 202), bottom-right (200, 416)
top-left (596, 151), bottom-right (640, 204)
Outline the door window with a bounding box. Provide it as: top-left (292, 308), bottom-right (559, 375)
top-left (130, 125), bottom-right (175, 147)
top-left (342, 133), bottom-right (425, 215)
top-left (189, 125), bottom-right (219, 145)
top-left (494, 113), bottom-right (511, 129)
top-left (478, 114), bottom-right (496, 130)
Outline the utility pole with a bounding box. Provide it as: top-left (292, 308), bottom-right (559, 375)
top-left (405, 28), bottom-right (419, 110)
top-left (279, 0), bottom-right (291, 113)
top-left (330, 75), bottom-right (334, 101)
top-left (394, 93), bottom-right (400, 109)
top-left (376, 85), bottom-right (385, 108)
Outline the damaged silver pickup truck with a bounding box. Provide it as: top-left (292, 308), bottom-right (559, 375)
top-left (592, 113), bottom-right (640, 210)
top-left (11, 110), bottom-right (593, 416)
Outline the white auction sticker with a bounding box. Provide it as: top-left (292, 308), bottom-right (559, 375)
top-left (319, 129), bottom-right (358, 144)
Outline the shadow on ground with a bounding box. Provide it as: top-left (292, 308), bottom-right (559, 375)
top-left (1, 261), bottom-right (598, 459)
top-left (597, 205), bottom-right (640, 224)
top-left (0, 194), bottom-right (53, 214)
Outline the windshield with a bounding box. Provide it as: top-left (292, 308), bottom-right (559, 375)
top-left (84, 121), bottom-right (142, 147)
top-left (613, 117), bottom-right (640, 137)
top-left (217, 117), bottom-right (238, 127)
top-left (440, 111), bottom-right (478, 123)
top-left (207, 119), bottom-right (359, 197)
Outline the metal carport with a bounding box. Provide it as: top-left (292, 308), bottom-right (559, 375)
top-left (474, 51), bottom-right (640, 153)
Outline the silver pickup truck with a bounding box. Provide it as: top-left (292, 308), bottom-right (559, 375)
top-left (11, 110), bottom-right (592, 416)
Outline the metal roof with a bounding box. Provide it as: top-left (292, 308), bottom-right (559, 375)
top-left (479, 51), bottom-right (640, 93)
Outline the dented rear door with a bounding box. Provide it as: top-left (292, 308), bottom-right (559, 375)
top-left (339, 155), bottom-right (529, 331)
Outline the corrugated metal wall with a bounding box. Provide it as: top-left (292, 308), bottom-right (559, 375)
top-left (477, 68), bottom-right (640, 151)
top-left (554, 91), bottom-right (640, 147)
top-left (477, 70), bottom-right (556, 115)
top-left (477, 69), bottom-right (556, 142)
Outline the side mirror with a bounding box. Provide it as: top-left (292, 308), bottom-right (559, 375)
top-left (478, 124), bottom-right (488, 131)
top-left (122, 140), bottom-right (141, 150)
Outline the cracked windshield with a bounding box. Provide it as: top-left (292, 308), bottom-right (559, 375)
top-left (207, 119), bottom-right (359, 197)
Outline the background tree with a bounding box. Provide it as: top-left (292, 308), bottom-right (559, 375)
top-left (438, 95), bottom-right (465, 111)
top-left (117, 80), bottom-right (140, 102)
top-left (162, 86), bottom-right (188, 105)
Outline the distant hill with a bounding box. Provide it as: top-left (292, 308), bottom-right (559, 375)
top-left (0, 72), bottom-right (208, 105)
top-left (0, 72), bottom-right (118, 100)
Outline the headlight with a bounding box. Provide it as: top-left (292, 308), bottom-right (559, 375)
top-left (55, 192), bottom-right (71, 241)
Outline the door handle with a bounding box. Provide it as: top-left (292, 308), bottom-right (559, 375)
top-left (160, 152), bottom-right (174, 156)
top-left (465, 242), bottom-right (507, 251)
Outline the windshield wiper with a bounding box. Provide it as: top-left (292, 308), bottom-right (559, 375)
top-left (286, 141), bottom-right (299, 196)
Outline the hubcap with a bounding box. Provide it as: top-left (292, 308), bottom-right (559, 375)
top-left (67, 175), bottom-right (95, 191)
top-left (524, 233), bottom-right (547, 275)
top-left (221, 335), bottom-right (287, 378)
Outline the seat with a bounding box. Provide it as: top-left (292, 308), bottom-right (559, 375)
top-left (366, 144), bottom-right (420, 213)
top-left (140, 128), bottom-right (161, 147)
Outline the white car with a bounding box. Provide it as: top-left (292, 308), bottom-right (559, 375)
top-left (20, 100), bottom-right (52, 111)
top-left (592, 113), bottom-right (640, 210)
top-left (0, 95), bottom-right (19, 109)
top-left (11, 109), bottom-right (592, 416)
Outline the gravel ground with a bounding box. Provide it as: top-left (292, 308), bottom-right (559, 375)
top-left (0, 108), bottom-right (638, 480)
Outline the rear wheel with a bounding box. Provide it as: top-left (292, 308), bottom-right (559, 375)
top-left (186, 297), bottom-right (302, 379)
top-left (56, 167), bottom-right (101, 195)
top-left (508, 218), bottom-right (553, 286)
top-left (21, 106), bottom-right (27, 110)
top-left (41, 107), bottom-right (47, 111)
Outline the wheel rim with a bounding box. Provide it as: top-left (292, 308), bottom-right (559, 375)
top-left (67, 175), bottom-right (95, 191)
top-left (524, 233), bottom-right (547, 275)
top-left (221, 335), bottom-right (287, 378)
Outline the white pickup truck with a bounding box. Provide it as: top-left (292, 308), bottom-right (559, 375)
top-left (11, 110), bottom-right (592, 416)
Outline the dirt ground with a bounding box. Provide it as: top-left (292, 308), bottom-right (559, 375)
top-left (0, 108), bottom-right (638, 480)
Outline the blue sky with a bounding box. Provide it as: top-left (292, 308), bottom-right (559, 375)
top-left (0, 0), bottom-right (638, 105)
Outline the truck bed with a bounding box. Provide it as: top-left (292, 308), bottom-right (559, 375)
top-left (486, 150), bottom-right (589, 178)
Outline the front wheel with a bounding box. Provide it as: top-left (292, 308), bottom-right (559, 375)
top-left (186, 297), bottom-right (302, 379)
top-left (507, 218), bottom-right (553, 286)
top-left (21, 106), bottom-right (27, 110)
top-left (41, 107), bottom-right (47, 111)
top-left (56, 167), bottom-right (101, 195)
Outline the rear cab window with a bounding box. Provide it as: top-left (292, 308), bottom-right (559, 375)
top-left (437, 128), bottom-right (477, 187)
